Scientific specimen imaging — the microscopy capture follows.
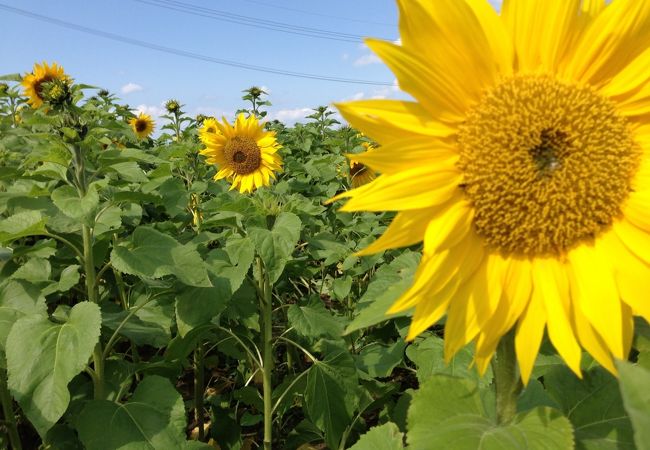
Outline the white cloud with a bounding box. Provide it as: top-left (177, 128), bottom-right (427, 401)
top-left (271, 107), bottom-right (313, 124)
top-left (353, 53), bottom-right (382, 67)
top-left (121, 82), bottom-right (143, 94)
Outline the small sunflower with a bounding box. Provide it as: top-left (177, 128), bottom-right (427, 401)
top-left (199, 117), bottom-right (220, 144)
top-left (199, 113), bottom-right (282, 194)
top-left (331, 0), bottom-right (650, 382)
top-left (21, 62), bottom-right (69, 109)
top-left (349, 159), bottom-right (376, 188)
top-left (129, 113), bottom-right (155, 139)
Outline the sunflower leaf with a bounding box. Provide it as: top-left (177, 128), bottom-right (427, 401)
top-left (616, 360), bottom-right (650, 450)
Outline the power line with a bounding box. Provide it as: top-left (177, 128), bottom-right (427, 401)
top-left (0, 4), bottom-right (393, 86)
top-left (234, 0), bottom-right (395, 27)
top-left (133, 0), bottom-right (393, 43)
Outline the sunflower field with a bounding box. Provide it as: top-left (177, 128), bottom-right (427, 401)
top-left (3, 1), bottom-right (650, 450)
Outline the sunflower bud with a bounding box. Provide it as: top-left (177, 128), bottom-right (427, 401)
top-left (0, 83), bottom-right (8, 95)
top-left (196, 114), bottom-right (207, 124)
top-left (98, 89), bottom-right (110, 98)
top-left (165, 99), bottom-right (181, 114)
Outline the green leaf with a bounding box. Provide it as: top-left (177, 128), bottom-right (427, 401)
top-left (345, 251), bottom-right (420, 334)
top-left (101, 296), bottom-right (174, 348)
top-left (111, 226), bottom-right (211, 287)
top-left (76, 376), bottom-right (187, 450)
top-left (6, 302), bottom-right (101, 437)
top-left (356, 341), bottom-right (406, 379)
top-left (0, 211), bottom-right (47, 243)
top-left (10, 257), bottom-right (51, 283)
top-left (287, 303), bottom-right (344, 340)
top-left (249, 212), bottom-right (301, 283)
top-left (305, 341), bottom-right (359, 449)
top-left (348, 422), bottom-right (404, 450)
top-left (51, 184), bottom-right (99, 226)
top-left (616, 360), bottom-right (650, 450)
top-left (0, 280), bottom-right (47, 352)
top-left (405, 335), bottom-right (492, 386)
top-left (407, 375), bottom-right (574, 450)
top-left (175, 285), bottom-right (229, 337)
top-left (545, 366), bottom-right (635, 449)
top-left (331, 275), bottom-right (353, 300)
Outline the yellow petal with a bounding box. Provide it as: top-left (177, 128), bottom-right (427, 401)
top-left (338, 166), bottom-right (462, 212)
top-left (599, 231), bottom-right (650, 322)
top-left (570, 292), bottom-right (616, 375)
top-left (568, 243), bottom-right (624, 359)
top-left (443, 273), bottom-right (482, 362)
top-left (348, 136), bottom-right (458, 175)
top-left (366, 38), bottom-right (468, 123)
top-left (515, 287), bottom-right (547, 385)
top-left (396, 0), bottom-right (502, 101)
top-left (334, 100), bottom-right (454, 145)
top-left (614, 218), bottom-right (650, 265)
top-left (599, 47), bottom-right (650, 118)
top-left (532, 258), bottom-right (582, 376)
top-left (562, 0), bottom-right (650, 86)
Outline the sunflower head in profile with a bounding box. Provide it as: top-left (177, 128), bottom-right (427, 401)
top-left (198, 117), bottom-right (220, 144)
top-left (200, 114), bottom-right (282, 194)
top-left (331, 0), bottom-right (650, 383)
top-left (129, 113), bottom-right (155, 139)
top-left (21, 62), bottom-right (70, 109)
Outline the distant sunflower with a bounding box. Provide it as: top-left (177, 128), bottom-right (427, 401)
top-left (21, 62), bottom-right (69, 108)
top-left (331, 0), bottom-right (650, 382)
top-left (349, 159), bottom-right (376, 188)
top-left (129, 113), bottom-right (155, 139)
top-left (199, 117), bottom-right (220, 144)
top-left (200, 114), bottom-right (282, 194)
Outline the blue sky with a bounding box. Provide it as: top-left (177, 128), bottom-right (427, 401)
top-left (0, 0), bottom-right (501, 125)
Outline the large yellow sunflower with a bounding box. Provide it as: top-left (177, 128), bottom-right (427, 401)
top-left (331, 0), bottom-right (650, 383)
top-left (21, 62), bottom-right (69, 108)
top-left (200, 114), bottom-right (282, 194)
top-left (129, 113), bottom-right (155, 139)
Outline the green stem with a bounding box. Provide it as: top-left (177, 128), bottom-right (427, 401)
top-left (494, 332), bottom-right (522, 424)
top-left (0, 369), bottom-right (22, 450)
top-left (257, 256), bottom-right (273, 450)
top-left (82, 223), bottom-right (105, 400)
top-left (194, 342), bottom-right (205, 441)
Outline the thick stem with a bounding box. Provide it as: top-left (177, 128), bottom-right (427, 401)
top-left (82, 224), bottom-right (105, 399)
top-left (494, 332), bottom-right (522, 424)
top-left (256, 257), bottom-right (273, 450)
top-left (0, 369), bottom-right (22, 450)
top-left (194, 342), bottom-right (205, 441)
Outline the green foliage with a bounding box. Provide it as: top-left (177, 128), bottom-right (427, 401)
top-left (0, 69), bottom-right (646, 450)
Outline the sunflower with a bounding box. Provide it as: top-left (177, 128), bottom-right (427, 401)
top-left (21, 62), bottom-right (69, 108)
top-left (129, 113), bottom-right (155, 139)
top-left (199, 114), bottom-right (282, 194)
top-left (331, 0), bottom-right (650, 383)
top-left (199, 117), bottom-right (220, 144)
top-left (349, 159), bottom-right (377, 188)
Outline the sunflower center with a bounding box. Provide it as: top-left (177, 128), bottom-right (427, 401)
top-left (224, 136), bottom-right (262, 175)
top-left (350, 161), bottom-right (367, 177)
top-left (457, 74), bottom-right (639, 257)
top-left (34, 75), bottom-right (55, 99)
top-left (135, 119), bottom-right (148, 133)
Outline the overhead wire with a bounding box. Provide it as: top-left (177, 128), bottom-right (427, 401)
top-left (232, 0), bottom-right (395, 27)
top-left (0, 4), bottom-right (393, 86)
top-left (132, 0), bottom-right (393, 42)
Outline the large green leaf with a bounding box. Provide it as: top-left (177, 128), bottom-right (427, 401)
top-left (111, 226), bottom-right (211, 287)
top-left (407, 375), bottom-right (574, 450)
top-left (248, 212), bottom-right (301, 283)
top-left (6, 302), bottom-right (101, 437)
top-left (356, 341), bottom-right (407, 379)
top-left (0, 211), bottom-right (47, 243)
top-left (545, 366), bottom-right (635, 449)
top-left (616, 360), bottom-right (650, 450)
top-left (0, 280), bottom-right (47, 352)
top-left (348, 422), bottom-right (404, 450)
top-left (76, 376), bottom-right (187, 450)
top-left (51, 184), bottom-right (99, 226)
top-left (305, 341), bottom-right (359, 449)
top-left (287, 302), bottom-right (344, 340)
top-left (345, 251), bottom-right (419, 334)
top-left (101, 295), bottom-right (174, 348)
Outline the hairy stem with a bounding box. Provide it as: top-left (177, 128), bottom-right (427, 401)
top-left (494, 331), bottom-right (522, 424)
top-left (0, 369), bottom-right (22, 450)
top-left (257, 256), bottom-right (274, 450)
top-left (194, 342), bottom-right (205, 441)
